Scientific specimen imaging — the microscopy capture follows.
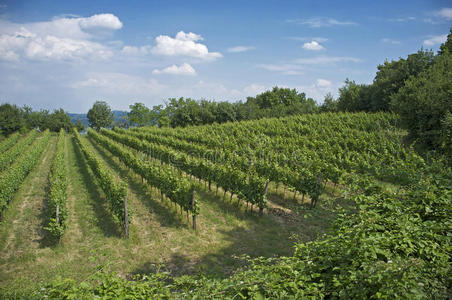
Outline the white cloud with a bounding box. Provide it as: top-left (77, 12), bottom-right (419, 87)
top-left (243, 84), bottom-right (267, 95)
top-left (72, 72), bottom-right (166, 94)
top-left (296, 80), bottom-right (338, 103)
top-left (316, 79), bottom-right (331, 87)
top-left (389, 16), bottom-right (416, 22)
top-left (435, 8), bottom-right (452, 20)
top-left (381, 38), bottom-right (401, 45)
top-left (153, 63), bottom-right (196, 75)
top-left (302, 41), bottom-right (324, 50)
top-left (0, 14), bottom-right (122, 62)
top-left (423, 34), bottom-right (447, 46)
top-left (287, 17), bottom-right (357, 28)
top-left (257, 63), bottom-right (304, 75)
top-left (227, 46), bottom-right (255, 53)
top-left (258, 56), bottom-right (361, 75)
top-left (151, 31), bottom-right (222, 60)
top-left (121, 45), bottom-right (151, 55)
top-left (79, 14), bottom-right (123, 31)
top-left (295, 56), bottom-right (362, 65)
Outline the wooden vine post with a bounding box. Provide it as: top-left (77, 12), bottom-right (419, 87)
top-left (191, 189), bottom-right (196, 230)
top-left (55, 204), bottom-right (59, 225)
top-left (260, 180), bottom-right (270, 215)
top-left (123, 196), bottom-right (129, 238)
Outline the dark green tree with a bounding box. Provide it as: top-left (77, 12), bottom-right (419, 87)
top-left (391, 46), bottom-right (452, 156)
top-left (87, 101), bottom-right (113, 131)
top-left (44, 109), bottom-right (72, 132)
top-left (371, 49), bottom-right (434, 111)
top-left (337, 79), bottom-right (370, 111)
top-left (439, 28), bottom-right (452, 55)
top-left (0, 103), bottom-right (24, 136)
top-left (216, 101), bottom-right (236, 123)
top-left (128, 102), bottom-right (151, 127)
top-left (320, 93), bottom-right (338, 112)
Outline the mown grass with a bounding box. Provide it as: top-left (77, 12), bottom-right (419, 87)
top-left (0, 133), bottom-right (349, 296)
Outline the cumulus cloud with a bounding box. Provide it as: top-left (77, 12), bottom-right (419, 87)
top-left (287, 17), bottom-right (357, 28)
top-left (227, 46), bottom-right (255, 53)
top-left (423, 34), bottom-right (447, 46)
top-left (79, 14), bottom-right (123, 31)
top-left (152, 63), bottom-right (196, 75)
top-left (316, 79), bottom-right (331, 87)
top-left (435, 8), bottom-right (452, 20)
top-left (0, 14), bottom-right (122, 62)
top-left (151, 31), bottom-right (222, 60)
top-left (121, 45), bottom-right (152, 55)
top-left (302, 41), bottom-right (324, 50)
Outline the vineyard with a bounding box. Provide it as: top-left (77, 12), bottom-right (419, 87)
top-left (0, 112), bottom-right (450, 298)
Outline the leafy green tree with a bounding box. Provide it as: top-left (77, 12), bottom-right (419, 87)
top-left (74, 119), bottom-right (86, 132)
top-left (198, 100), bottom-right (217, 124)
top-left (128, 102), bottom-right (151, 127)
top-left (44, 109), bottom-right (72, 132)
top-left (439, 28), bottom-right (452, 55)
top-left (0, 103), bottom-right (24, 136)
top-left (372, 49), bottom-right (434, 111)
top-left (321, 92), bottom-right (338, 112)
top-left (249, 86), bottom-right (305, 109)
top-left (87, 101), bottom-right (113, 131)
top-left (337, 79), bottom-right (370, 111)
top-left (29, 110), bottom-right (50, 129)
top-left (216, 101), bottom-right (236, 123)
top-left (391, 47), bottom-right (452, 156)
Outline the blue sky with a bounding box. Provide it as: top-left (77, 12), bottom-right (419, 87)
top-left (0, 0), bottom-right (450, 113)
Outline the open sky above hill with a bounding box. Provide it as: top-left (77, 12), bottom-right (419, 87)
top-left (0, 0), bottom-right (451, 113)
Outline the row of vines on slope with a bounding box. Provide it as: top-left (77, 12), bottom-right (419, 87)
top-left (0, 130), bottom-right (38, 173)
top-left (45, 129), bottom-right (67, 241)
top-left (116, 126), bottom-right (324, 206)
top-left (100, 128), bottom-right (269, 213)
top-left (0, 132), bottom-right (21, 154)
top-left (0, 130), bottom-right (50, 219)
top-left (73, 129), bottom-right (130, 236)
top-left (88, 129), bottom-right (199, 227)
top-left (132, 112), bottom-right (424, 188)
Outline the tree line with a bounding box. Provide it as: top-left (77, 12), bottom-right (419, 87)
top-left (0, 105), bottom-right (80, 136)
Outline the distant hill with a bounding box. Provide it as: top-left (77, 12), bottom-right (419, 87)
top-left (68, 110), bottom-right (128, 127)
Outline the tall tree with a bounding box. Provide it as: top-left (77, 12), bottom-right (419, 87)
top-left (45, 109), bottom-right (72, 132)
top-left (0, 103), bottom-right (24, 136)
top-left (128, 102), bottom-right (151, 127)
top-left (320, 93), bottom-right (338, 112)
top-left (371, 49), bottom-right (434, 111)
top-left (337, 79), bottom-right (367, 111)
top-left (391, 44), bottom-right (452, 156)
top-left (87, 101), bottom-right (113, 131)
top-left (439, 28), bottom-right (452, 55)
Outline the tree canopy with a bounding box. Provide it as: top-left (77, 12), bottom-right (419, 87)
top-left (87, 101), bottom-right (113, 131)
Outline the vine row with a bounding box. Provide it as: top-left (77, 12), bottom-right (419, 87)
top-left (0, 130), bottom-right (50, 218)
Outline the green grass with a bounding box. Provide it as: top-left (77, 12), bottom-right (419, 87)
top-left (0, 133), bottom-right (349, 295)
